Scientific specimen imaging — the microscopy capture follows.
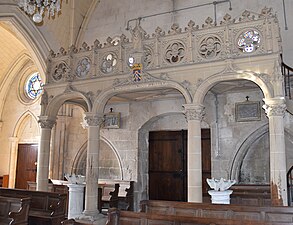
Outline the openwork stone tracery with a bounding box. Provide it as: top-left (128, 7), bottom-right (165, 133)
top-left (48, 8), bottom-right (279, 84)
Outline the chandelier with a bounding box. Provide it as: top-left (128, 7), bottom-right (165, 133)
top-left (18, 0), bottom-right (61, 24)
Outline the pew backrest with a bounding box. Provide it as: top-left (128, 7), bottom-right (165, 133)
top-left (0, 196), bottom-right (30, 225)
top-left (0, 188), bottom-right (67, 217)
top-left (107, 208), bottom-right (291, 225)
top-left (140, 200), bottom-right (293, 223)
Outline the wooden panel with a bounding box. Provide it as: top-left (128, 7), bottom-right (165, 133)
top-left (15, 144), bottom-right (38, 189)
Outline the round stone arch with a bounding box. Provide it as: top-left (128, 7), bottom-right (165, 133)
top-left (193, 71), bottom-right (274, 105)
top-left (44, 91), bottom-right (92, 118)
top-left (0, 4), bottom-right (49, 78)
top-left (9, 110), bottom-right (40, 188)
top-left (92, 80), bottom-right (192, 114)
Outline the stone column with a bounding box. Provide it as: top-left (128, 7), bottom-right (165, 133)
top-left (183, 104), bottom-right (205, 203)
top-left (83, 113), bottom-right (103, 217)
top-left (263, 98), bottom-right (287, 206)
top-left (8, 137), bottom-right (18, 188)
top-left (37, 116), bottom-right (56, 191)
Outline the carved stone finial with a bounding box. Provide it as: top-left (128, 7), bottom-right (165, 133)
top-left (185, 20), bottom-right (198, 32)
top-left (130, 20), bottom-right (147, 52)
top-left (202, 17), bottom-right (214, 28)
top-left (81, 42), bottom-right (90, 51)
top-left (260, 7), bottom-right (273, 18)
top-left (152, 26), bottom-right (165, 38)
top-left (220, 13), bottom-right (235, 25)
top-left (168, 23), bottom-right (182, 35)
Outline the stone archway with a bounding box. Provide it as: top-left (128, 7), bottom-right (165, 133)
top-left (9, 111), bottom-right (39, 188)
top-left (71, 138), bottom-right (123, 180)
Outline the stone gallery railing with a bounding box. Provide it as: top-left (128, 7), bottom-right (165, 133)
top-left (47, 7), bottom-right (281, 84)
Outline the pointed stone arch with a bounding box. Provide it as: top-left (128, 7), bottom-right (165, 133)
top-left (0, 4), bottom-right (49, 77)
top-left (71, 137), bottom-right (123, 179)
top-left (9, 110), bottom-right (40, 188)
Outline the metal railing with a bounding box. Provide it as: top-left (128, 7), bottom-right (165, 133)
top-left (281, 56), bottom-right (293, 99)
top-left (287, 165), bottom-right (293, 206)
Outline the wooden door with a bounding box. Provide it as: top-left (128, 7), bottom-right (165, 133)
top-left (149, 129), bottom-right (211, 201)
top-left (149, 130), bottom-right (187, 201)
top-left (201, 129), bottom-right (211, 198)
top-left (15, 144), bottom-right (38, 189)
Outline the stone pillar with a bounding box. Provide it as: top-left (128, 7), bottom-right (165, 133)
top-left (37, 116), bottom-right (56, 191)
top-left (83, 113), bottom-right (103, 217)
top-left (184, 104), bottom-right (205, 202)
top-left (67, 184), bottom-right (86, 219)
top-left (263, 98), bottom-right (287, 206)
top-left (8, 137), bottom-right (18, 188)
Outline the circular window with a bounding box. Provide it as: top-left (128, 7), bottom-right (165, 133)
top-left (25, 72), bottom-right (44, 100)
top-left (237, 30), bottom-right (261, 53)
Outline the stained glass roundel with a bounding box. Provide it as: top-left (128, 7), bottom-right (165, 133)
top-left (237, 30), bottom-right (261, 53)
top-left (26, 72), bottom-right (44, 99)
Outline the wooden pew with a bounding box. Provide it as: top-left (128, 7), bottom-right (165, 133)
top-left (230, 184), bottom-right (271, 206)
top-left (140, 200), bottom-right (293, 223)
top-left (0, 188), bottom-right (67, 225)
top-left (106, 208), bottom-right (290, 225)
top-left (98, 180), bottom-right (134, 212)
top-left (0, 196), bottom-right (30, 225)
top-left (61, 219), bottom-right (92, 225)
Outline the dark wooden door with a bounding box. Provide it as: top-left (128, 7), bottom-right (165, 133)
top-left (149, 130), bottom-right (187, 201)
top-left (15, 144), bottom-right (38, 189)
top-left (201, 129), bottom-right (211, 198)
top-left (149, 129), bottom-right (211, 201)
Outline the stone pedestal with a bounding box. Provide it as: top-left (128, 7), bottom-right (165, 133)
top-left (67, 184), bottom-right (85, 219)
top-left (208, 190), bottom-right (233, 204)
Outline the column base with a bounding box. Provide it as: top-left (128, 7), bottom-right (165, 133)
top-left (80, 210), bottom-right (106, 222)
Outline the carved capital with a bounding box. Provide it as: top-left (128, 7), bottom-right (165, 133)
top-left (84, 114), bottom-right (104, 127)
top-left (183, 104), bottom-right (205, 121)
top-left (263, 98), bottom-right (286, 117)
top-left (38, 116), bottom-right (56, 129)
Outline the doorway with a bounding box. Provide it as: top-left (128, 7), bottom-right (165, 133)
top-left (15, 144), bottom-right (38, 189)
top-left (149, 129), bottom-right (211, 201)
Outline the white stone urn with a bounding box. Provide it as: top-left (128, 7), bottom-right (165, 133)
top-left (206, 178), bottom-right (236, 204)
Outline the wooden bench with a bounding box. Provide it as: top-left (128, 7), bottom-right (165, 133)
top-left (106, 208), bottom-right (290, 225)
top-left (98, 180), bottom-right (134, 212)
top-left (0, 196), bottom-right (30, 225)
top-left (61, 219), bottom-right (92, 225)
top-left (140, 200), bottom-right (293, 223)
top-left (0, 188), bottom-right (67, 225)
top-left (230, 184), bottom-right (271, 206)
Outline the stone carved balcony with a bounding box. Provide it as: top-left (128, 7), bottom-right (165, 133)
top-left (47, 7), bottom-right (280, 84)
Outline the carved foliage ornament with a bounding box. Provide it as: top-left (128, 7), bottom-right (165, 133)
top-left (52, 62), bottom-right (68, 82)
top-left (100, 52), bottom-right (118, 74)
top-left (199, 35), bottom-right (222, 59)
top-left (165, 41), bottom-right (185, 64)
top-left (237, 30), bottom-right (261, 53)
top-left (76, 57), bottom-right (91, 78)
top-left (143, 46), bottom-right (153, 68)
top-left (38, 119), bottom-right (56, 129)
top-left (184, 105), bottom-right (205, 121)
top-left (84, 116), bottom-right (104, 127)
top-left (264, 103), bottom-right (286, 117)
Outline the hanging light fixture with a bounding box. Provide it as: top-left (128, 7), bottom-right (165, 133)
top-left (18, 0), bottom-right (61, 24)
